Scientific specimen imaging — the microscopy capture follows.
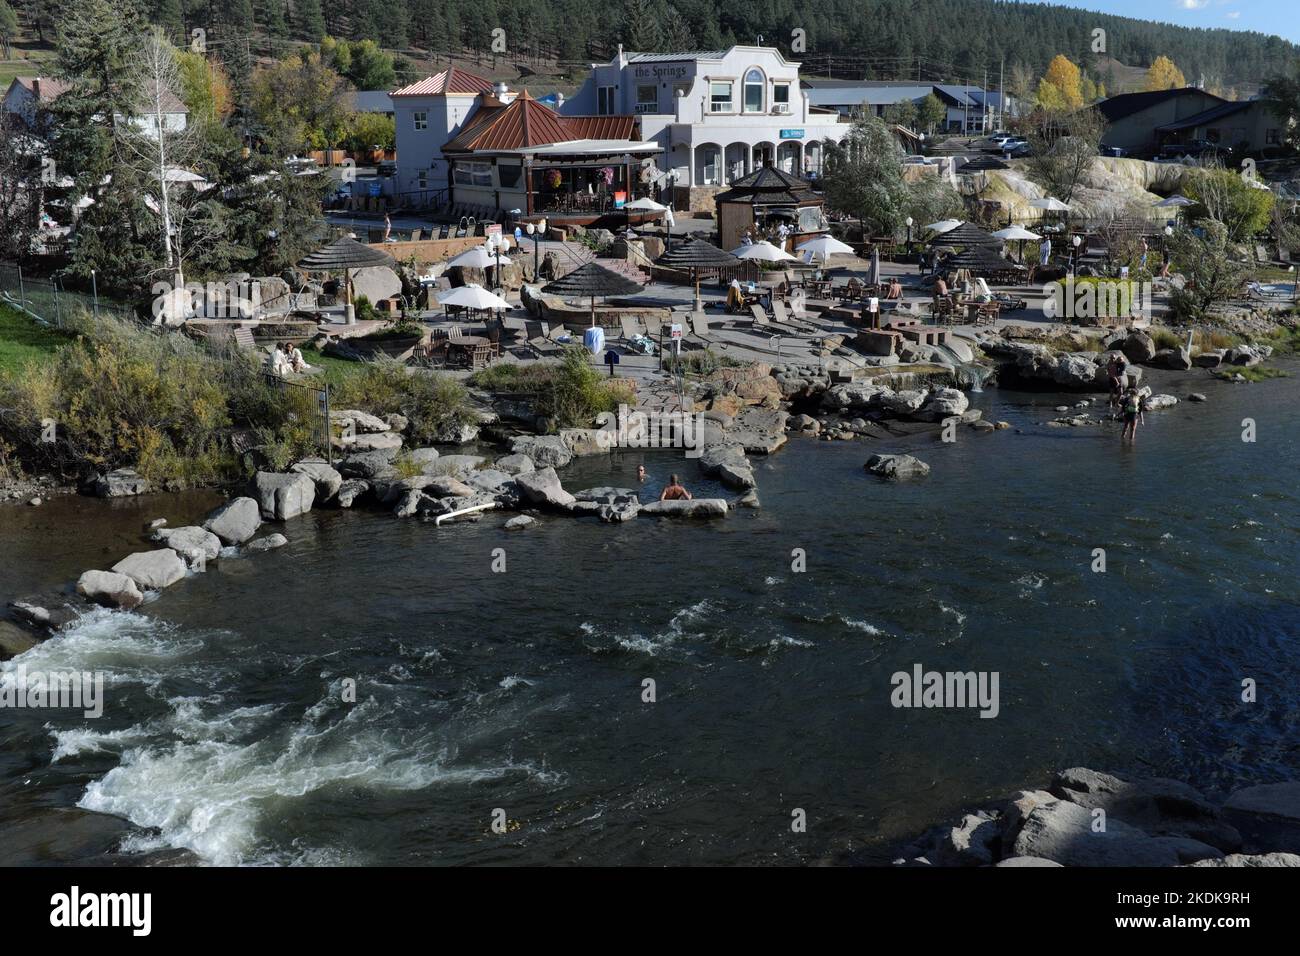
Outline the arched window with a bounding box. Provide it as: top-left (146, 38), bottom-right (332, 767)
top-left (743, 69), bottom-right (764, 113)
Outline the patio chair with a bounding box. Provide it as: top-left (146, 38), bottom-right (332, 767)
top-left (525, 320), bottom-right (562, 357)
top-left (437, 224), bottom-right (450, 239)
top-left (409, 229), bottom-right (422, 242)
top-left (448, 326), bottom-right (465, 343)
top-left (771, 299), bottom-right (815, 333)
top-left (749, 302), bottom-right (774, 329)
top-left (689, 312), bottom-right (714, 341)
top-left (619, 315), bottom-right (646, 341)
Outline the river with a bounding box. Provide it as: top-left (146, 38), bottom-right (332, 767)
top-left (2, 365), bottom-right (1298, 865)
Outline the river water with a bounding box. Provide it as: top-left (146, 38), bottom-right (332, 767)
top-left (2, 365), bottom-right (1298, 866)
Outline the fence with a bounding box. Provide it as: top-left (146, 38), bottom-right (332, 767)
top-left (0, 263), bottom-right (135, 329)
top-left (260, 371), bottom-right (334, 467)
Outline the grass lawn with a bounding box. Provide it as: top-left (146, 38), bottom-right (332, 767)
top-left (299, 346), bottom-right (367, 389)
top-left (0, 302), bottom-right (73, 374)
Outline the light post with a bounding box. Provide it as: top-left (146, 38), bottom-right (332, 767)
top-left (90, 269), bottom-right (99, 319)
top-left (905, 216), bottom-right (914, 257)
top-left (1163, 224), bottom-right (1174, 268)
top-left (491, 235), bottom-right (511, 293)
top-left (526, 223), bottom-right (537, 278)
top-left (1071, 234), bottom-right (1082, 275)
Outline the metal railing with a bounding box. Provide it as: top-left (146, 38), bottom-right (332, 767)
top-left (0, 263), bottom-right (135, 329)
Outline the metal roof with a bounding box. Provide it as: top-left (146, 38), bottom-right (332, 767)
top-left (626, 51), bottom-right (728, 62)
top-left (444, 93), bottom-right (640, 152)
top-left (391, 67), bottom-right (496, 98)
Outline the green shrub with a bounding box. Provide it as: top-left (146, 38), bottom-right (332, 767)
top-left (354, 295), bottom-right (377, 323)
top-left (330, 356), bottom-right (474, 444)
top-left (469, 348), bottom-right (633, 429)
top-left (664, 349), bottom-right (746, 376)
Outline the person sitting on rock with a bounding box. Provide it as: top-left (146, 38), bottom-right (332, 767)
top-left (660, 474), bottom-right (692, 501)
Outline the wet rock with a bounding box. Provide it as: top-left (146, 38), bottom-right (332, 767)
top-left (639, 498), bottom-right (728, 518)
top-left (1193, 349), bottom-right (1225, 368)
top-left (393, 489), bottom-right (427, 518)
top-left (510, 435), bottom-right (573, 469)
top-left (1187, 392), bottom-right (1207, 403)
top-left (431, 454), bottom-right (486, 478)
top-left (245, 533), bottom-right (288, 552)
top-left (111, 549), bottom-right (187, 590)
top-left (336, 479), bottom-right (371, 508)
top-left (93, 468), bottom-right (151, 498)
top-left (738, 490), bottom-right (761, 509)
top-left (1153, 347), bottom-right (1192, 371)
top-left (0, 620), bottom-right (41, 657)
top-left (337, 449), bottom-right (401, 480)
top-left (1012, 799), bottom-right (1222, 867)
top-left (597, 500), bottom-right (639, 522)
top-left (494, 453), bottom-right (535, 476)
top-left (560, 428), bottom-right (613, 456)
top-left (728, 407), bottom-right (789, 454)
top-left (1223, 782), bottom-right (1300, 854)
top-left (574, 486), bottom-right (640, 503)
top-left (291, 459), bottom-right (343, 501)
top-left (153, 525), bottom-right (222, 562)
top-left (1225, 345), bottom-right (1263, 367)
top-left (425, 475), bottom-right (476, 498)
top-left (515, 466), bottom-right (576, 509)
top-left (865, 454), bottom-right (930, 481)
top-left (430, 419), bottom-right (480, 444)
top-left (250, 471), bottom-right (316, 521)
top-left (879, 389), bottom-right (928, 416)
top-left (699, 443), bottom-right (756, 490)
top-left (934, 811), bottom-right (999, 866)
top-left (916, 387), bottom-right (969, 422)
top-left (995, 856), bottom-right (1063, 867)
top-left (1144, 394), bottom-right (1178, 411)
top-left (504, 515), bottom-right (535, 530)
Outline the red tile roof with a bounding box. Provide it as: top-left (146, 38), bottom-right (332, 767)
top-left (444, 91), bottom-right (640, 152)
top-left (391, 67), bottom-right (496, 98)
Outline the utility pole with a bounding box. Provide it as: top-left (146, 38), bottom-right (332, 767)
top-left (998, 57), bottom-right (1005, 130)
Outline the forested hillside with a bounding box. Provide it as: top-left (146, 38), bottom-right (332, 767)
top-left (6, 0), bottom-right (1297, 92)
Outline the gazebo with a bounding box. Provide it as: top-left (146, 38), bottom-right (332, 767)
top-left (713, 166), bottom-right (829, 253)
top-left (655, 239), bottom-right (740, 312)
top-left (298, 237), bottom-right (396, 324)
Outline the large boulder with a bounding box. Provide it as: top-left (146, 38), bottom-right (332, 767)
top-left (76, 570), bottom-right (144, 609)
top-left (879, 389), bottom-right (928, 416)
top-left (0, 620), bottom-right (39, 658)
top-left (341, 430), bottom-right (403, 453)
top-left (1011, 799), bottom-right (1222, 866)
top-left (1225, 344), bottom-right (1264, 367)
top-left (510, 435), bottom-right (574, 469)
top-left (639, 498), bottom-right (729, 518)
top-left (1153, 347), bottom-right (1192, 371)
top-left (330, 409), bottom-right (390, 434)
top-left (494, 453), bottom-right (535, 476)
top-left (560, 428), bottom-right (613, 457)
top-left (1051, 354), bottom-right (1101, 389)
top-left (338, 449), bottom-right (400, 480)
top-left (699, 443), bottom-right (756, 490)
top-left (336, 479), bottom-right (371, 508)
top-left (916, 387), bottom-right (969, 422)
top-left (93, 468), bottom-right (150, 498)
top-left (429, 419), bottom-right (480, 444)
top-left (728, 407), bottom-right (788, 454)
top-left (203, 497), bottom-right (262, 545)
top-left (111, 549), bottom-right (187, 590)
top-left (431, 454), bottom-right (486, 478)
top-left (250, 471), bottom-right (317, 521)
top-left (1122, 331), bottom-right (1157, 363)
top-left (1223, 783), bottom-right (1300, 854)
top-left (349, 266), bottom-right (402, 306)
top-left (291, 459), bottom-right (343, 501)
top-left (865, 454), bottom-right (930, 481)
top-left (515, 466), bottom-right (576, 509)
top-left (1191, 853), bottom-right (1300, 868)
top-left (153, 525), bottom-right (222, 562)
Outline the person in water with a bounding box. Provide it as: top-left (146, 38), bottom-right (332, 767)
top-left (1106, 353), bottom-right (1128, 413)
top-left (636, 464), bottom-right (647, 483)
top-left (660, 474), bottom-right (692, 501)
top-left (1121, 386), bottom-right (1144, 441)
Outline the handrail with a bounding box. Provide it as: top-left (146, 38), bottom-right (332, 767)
top-left (435, 502), bottom-right (498, 525)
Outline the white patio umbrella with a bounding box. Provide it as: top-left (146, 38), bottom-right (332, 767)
top-left (795, 235), bottom-right (856, 259)
top-left (437, 283), bottom-right (512, 312)
top-left (924, 219), bottom-right (962, 234)
top-left (445, 245), bottom-right (497, 269)
top-left (1029, 197), bottom-right (1071, 212)
top-left (623, 197), bottom-right (668, 212)
top-left (992, 226), bottom-right (1042, 264)
top-left (730, 239), bottom-right (796, 262)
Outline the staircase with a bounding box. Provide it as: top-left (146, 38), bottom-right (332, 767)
top-left (593, 256), bottom-right (651, 285)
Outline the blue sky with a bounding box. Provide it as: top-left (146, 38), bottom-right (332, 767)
top-left (1047, 1), bottom-right (1300, 44)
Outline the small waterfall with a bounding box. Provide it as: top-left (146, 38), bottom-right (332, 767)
top-left (930, 343), bottom-right (993, 392)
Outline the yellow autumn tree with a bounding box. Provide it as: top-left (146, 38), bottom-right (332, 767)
top-left (1040, 55), bottom-right (1083, 109)
top-left (1144, 56), bottom-right (1186, 92)
top-left (1080, 75), bottom-right (1097, 103)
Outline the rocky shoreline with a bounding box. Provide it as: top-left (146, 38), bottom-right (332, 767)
top-left (887, 767), bottom-right (1300, 867)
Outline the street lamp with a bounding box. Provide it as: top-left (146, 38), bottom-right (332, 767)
top-left (1164, 224), bottom-right (1174, 268)
top-left (526, 222), bottom-right (538, 279)
top-left (490, 234), bottom-right (511, 293)
top-left (905, 216), bottom-right (914, 256)
top-left (1071, 234), bottom-right (1082, 275)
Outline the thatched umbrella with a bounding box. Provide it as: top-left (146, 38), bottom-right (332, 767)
top-left (298, 236), bottom-right (396, 324)
top-left (655, 239), bottom-right (740, 312)
top-left (929, 221), bottom-right (1001, 247)
top-left (946, 245), bottom-right (1020, 274)
top-left (542, 261), bottom-right (644, 329)
top-left (960, 155), bottom-right (1010, 172)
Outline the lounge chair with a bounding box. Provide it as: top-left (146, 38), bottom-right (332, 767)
top-left (525, 320), bottom-right (562, 357)
top-left (437, 224), bottom-right (450, 239)
top-left (749, 303), bottom-right (774, 329)
top-left (689, 311), bottom-right (714, 340)
top-left (619, 315), bottom-right (646, 341)
top-left (771, 299), bottom-right (815, 332)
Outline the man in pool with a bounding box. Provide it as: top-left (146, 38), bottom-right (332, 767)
top-left (636, 464), bottom-right (646, 483)
top-left (660, 475), bottom-right (692, 501)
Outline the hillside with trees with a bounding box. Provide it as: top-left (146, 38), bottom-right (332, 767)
top-left (5, 0), bottom-right (1297, 94)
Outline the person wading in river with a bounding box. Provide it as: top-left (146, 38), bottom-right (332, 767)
top-left (1121, 386), bottom-right (1144, 442)
top-left (660, 475), bottom-right (692, 501)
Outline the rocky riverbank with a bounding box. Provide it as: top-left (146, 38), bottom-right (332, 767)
top-left (886, 767), bottom-right (1300, 867)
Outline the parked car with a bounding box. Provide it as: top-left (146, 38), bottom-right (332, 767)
top-left (983, 135), bottom-right (1018, 151)
top-left (902, 155), bottom-right (936, 166)
top-left (1007, 142), bottom-right (1034, 159)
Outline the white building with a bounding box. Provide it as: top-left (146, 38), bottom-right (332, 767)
top-left (561, 46), bottom-right (851, 211)
top-left (2, 76), bottom-right (189, 138)
top-left (390, 67), bottom-right (504, 205)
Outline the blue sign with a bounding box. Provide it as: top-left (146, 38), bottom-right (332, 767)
top-left (367, 181), bottom-right (382, 197)
top-left (779, 129), bottom-right (805, 139)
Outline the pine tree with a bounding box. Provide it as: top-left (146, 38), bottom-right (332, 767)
top-left (295, 0), bottom-right (325, 41)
